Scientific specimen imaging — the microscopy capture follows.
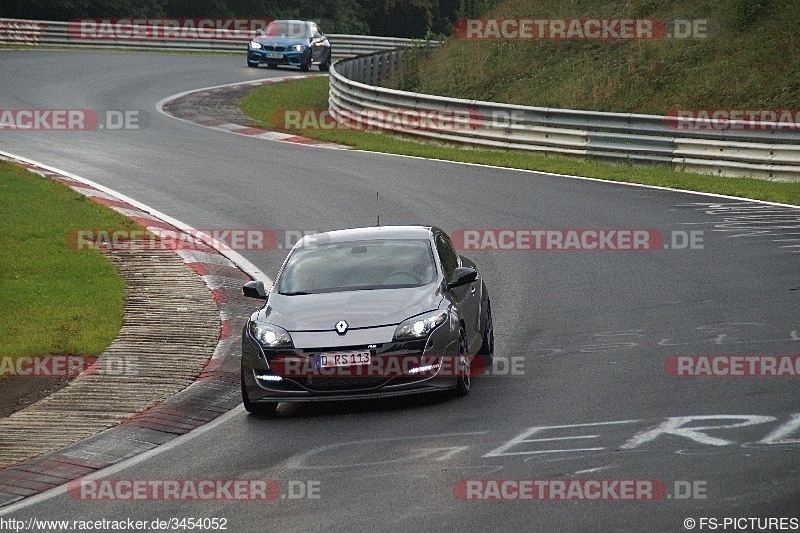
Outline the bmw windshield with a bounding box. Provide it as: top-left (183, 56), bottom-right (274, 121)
top-left (277, 239), bottom-right (437, 295)
top-left (262, 21), bottom-right (311, 39)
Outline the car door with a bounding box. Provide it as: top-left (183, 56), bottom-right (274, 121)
top-left (310, 24), bottom-right (326, 63)
top-left (435, 232), bottom-right (480, 350)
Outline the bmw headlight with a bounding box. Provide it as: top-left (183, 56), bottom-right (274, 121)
top-left (393, 310), bottom-right (448, 341)
top-left (250, 41), bottom-right (262, 49)
top-left (291, 44), bottom-right (306, 52)
top-left (249, 321), bottom-right (293, 348)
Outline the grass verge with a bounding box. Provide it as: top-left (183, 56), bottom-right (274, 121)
top-left (0, 161), bottom-right (139, 357)
top-left (240, 76), bottom-right (800, 205)
top-left (389, 0), bottom-right (800, 114)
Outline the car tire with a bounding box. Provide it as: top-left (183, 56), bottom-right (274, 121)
top-left (300, 54), bottom-right (311, 72)
top-left (453, 328), bottom-right (471, 397)
top-left (247, 60), bottom-right (259, 68)
top-left (477, 300), bottom-right (494, 364)
top-left (241, 374), bottom-right (279, 416)
top-left (319, 55), bottom-right (330, 72)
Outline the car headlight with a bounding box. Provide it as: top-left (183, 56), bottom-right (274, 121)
top-left (250, 41), bottom-right (262, 49)
top-left (291, 44), bottom-right (306, 52)
top-left (393, 310), bottom-right (448, 341)
top-left (249, 321), bottom-right (293, 348)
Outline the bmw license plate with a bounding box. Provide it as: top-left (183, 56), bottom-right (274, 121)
top-left (315, 351), bottom-right (371, 368)
top-left (266, 52), bottom-right (283, 59)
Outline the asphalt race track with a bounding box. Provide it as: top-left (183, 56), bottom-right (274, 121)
top-left (1, 50), bottom-right (799, 531)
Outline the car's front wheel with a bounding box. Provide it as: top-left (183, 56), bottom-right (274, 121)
top-left (318, 54), bottom-right (330, 72)
top-left (247, 59), bottom-right (259, 68)
top-left (300, 54), bottom-right (312, 72)
top-left (241, 374), bottom-right (279, 415)
top-left (454, 328), bottom-right (471, 397)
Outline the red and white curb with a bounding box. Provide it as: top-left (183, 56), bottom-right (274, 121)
top-left (0, 150), bottom-right (267, 507)
top-left (157, 75), bottom-right (345, 148)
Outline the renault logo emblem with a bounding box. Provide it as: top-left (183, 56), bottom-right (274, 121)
top-left (335, 320), bottom-right (349, 335)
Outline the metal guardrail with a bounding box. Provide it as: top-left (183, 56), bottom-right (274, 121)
top-left (4, 17), bottom-right (796, 180)
top-left (0, 17), bottom-right (419, 57)
top-left (329, 49), bottom-right (800, 181)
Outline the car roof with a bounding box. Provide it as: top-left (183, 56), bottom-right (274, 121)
top-left (298, 225), bottom-right (437, 246)
top-left (268, 20), bottom-right (311, 26)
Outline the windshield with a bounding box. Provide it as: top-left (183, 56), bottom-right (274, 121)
top-left (263, 21), bottom-right (311, 39)
top-left (277, 239), bottom-right (437, 294)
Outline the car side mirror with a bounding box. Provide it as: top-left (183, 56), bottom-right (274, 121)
top-left (447, 267), bottom-right (477, 290)
top-left (243, 280), bottom-right (268, 299)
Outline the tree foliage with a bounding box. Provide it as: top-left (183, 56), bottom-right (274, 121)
top-left (3, 0), bottom-right (487, 37)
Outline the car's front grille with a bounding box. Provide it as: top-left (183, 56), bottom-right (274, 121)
top-left (295, 376), bottom-right (388, 392)
top-left (262, 45), bottom-right (286, 51)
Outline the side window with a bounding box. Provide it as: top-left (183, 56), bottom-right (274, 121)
top-left (312, 24), bottom-right (322, 38)
top-left (435, 234), bottom-right (458, 281)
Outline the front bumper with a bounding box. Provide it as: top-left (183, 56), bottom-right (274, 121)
top-left (247, 48), bottom-right (306, 67)
top-left (241, 322), bottom-right (460, 404)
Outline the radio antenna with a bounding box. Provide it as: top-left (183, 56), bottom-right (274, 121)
top-left (376, 191), bottom-right (380, 226)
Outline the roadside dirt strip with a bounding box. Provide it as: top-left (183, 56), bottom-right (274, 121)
top-left (158, 75), bottom-right (343, 148)
top-left (0, 156), bottom-right (256, 506)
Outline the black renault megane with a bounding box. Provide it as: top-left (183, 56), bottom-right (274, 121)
top-left (240, 225), bottom-right (493, 414)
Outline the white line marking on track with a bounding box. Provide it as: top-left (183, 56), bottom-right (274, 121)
top-left (574, 466), bottom-right (611, 474)
top-left (0, 406), bottom-right (246, 516)
top-left (154, 78), bottom-right (800, 210)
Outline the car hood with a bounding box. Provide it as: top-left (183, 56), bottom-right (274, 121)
top-left (259, 285), bottom-right (443, 332)
top-left (253, 36), bottom-right (310, 47)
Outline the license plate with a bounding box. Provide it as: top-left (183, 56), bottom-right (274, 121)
top-left (315, 351), bottom-right (371, 368)
top-left (266, 52), bottom-right (283, 59)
